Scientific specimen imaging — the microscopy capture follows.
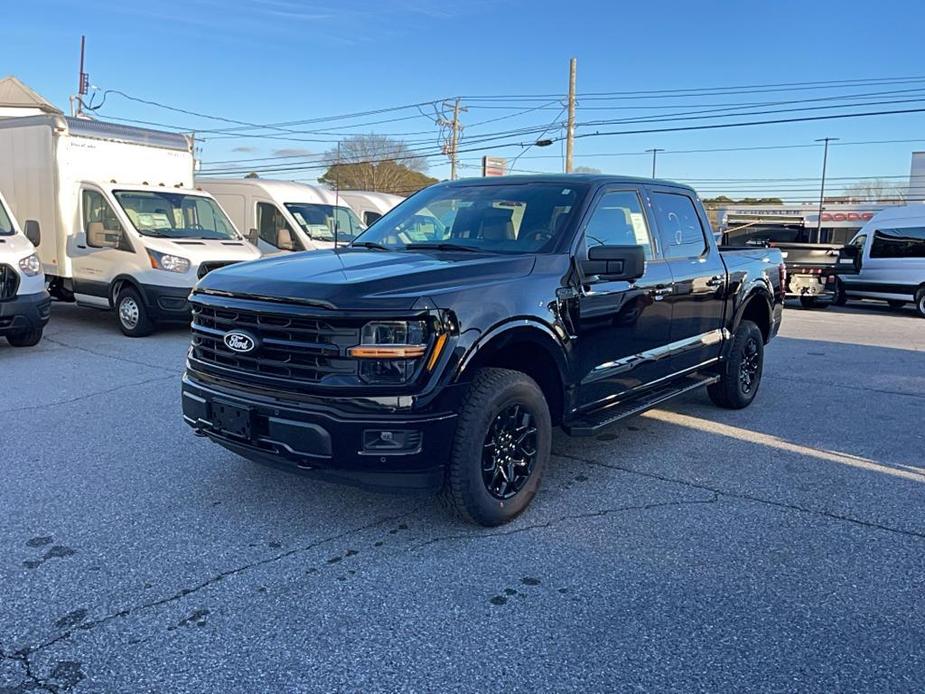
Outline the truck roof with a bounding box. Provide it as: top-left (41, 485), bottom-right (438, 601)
top-left (439, 173), bottom-right (697, 193)
top-left (0, 114), bottom-right (191, 151)
top-left (197, 178), bottom-right (348, 206)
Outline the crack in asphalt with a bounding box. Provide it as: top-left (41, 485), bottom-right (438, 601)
top-left (0, 375), bottom-right (178, 415)
top-left (413, 493), bottom-right (719, 549)
top-left (0, 642), bottom-right (56, 693)
top-left (766, 372), bottom-right (925, 401)
top-left (41, 336), bottom-right (182, 375)
top-left (1, 512), bottom-right (411, 691)
top-left (553, 451), bottom-right (925, 542)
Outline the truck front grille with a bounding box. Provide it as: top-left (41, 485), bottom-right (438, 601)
top-left (189, 303), bottom-right (360, 391)
top-left (197, 261), bottom-right (239, 279)
top-left (0, 265), bottom-right (19, 301)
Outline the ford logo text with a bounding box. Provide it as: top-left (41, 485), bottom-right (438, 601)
top-left (224, 331), bottom-right (257, 353)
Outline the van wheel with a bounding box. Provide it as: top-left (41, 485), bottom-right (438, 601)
top-left (708, 320), bottom-right (764, 410)
top-left (915, 288), bottom-right (925, 318)
top-left (440, 368), bottom-right (551, 526)
top-left (116, 286), bottom-right (155, 337)
top-left (831, 279), bottom-right (847, 306)
top-left (6, 327), bottom-right (43, 347)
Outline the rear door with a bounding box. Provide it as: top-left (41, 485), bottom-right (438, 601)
top-left (573, 186), bottom-right (675, 409)
top-left (646, 186), bottom-right (727, 374)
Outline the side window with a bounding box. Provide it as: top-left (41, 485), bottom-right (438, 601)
top-left (82, 189), bottom-right (127, 249)
top-left (651, 192), bottom-right (707, 259)
top-left (257, 202), bottom-right (300, 250)
top-left (870, 227), bottom-right (925, 259)
top-left (364, 211), bottom-right (382, 226)
top-left (582, 190), bottom-right (653, 258)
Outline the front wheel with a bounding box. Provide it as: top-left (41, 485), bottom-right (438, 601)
top-left (708, 320), bottom-right (764, 409)
top-left (116, 286), bottom-right (155, 337)
top-left (915, 288), bottom-right (925, 318)
top-left (6, 326), bottom-right (43, 347)
top-left (440, 368), bottom-right (551, 526)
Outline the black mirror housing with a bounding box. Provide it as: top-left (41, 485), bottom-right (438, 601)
top-left (246, 228), bottom-right (260, 245)
top-left (581, 244), bottom-right (646, 281)
top-left (24, 220), bottom-right (41, 247)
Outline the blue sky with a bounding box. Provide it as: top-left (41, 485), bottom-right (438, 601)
top-left (6, 0), bottom-right (925, 199)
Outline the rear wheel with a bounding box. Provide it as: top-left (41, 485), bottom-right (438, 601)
top-left (708, 320), bottom-right (764, 410)
top-left (831, 278), bottom-right (847, 306)
top-left (6, 327), bottom-right (43, 347)
top-left (915, 288), bottom-right (925, 318)
top-left (116, 286), bottom-right (155, 337)
top-left (440, 368), bottom-right (551, 526)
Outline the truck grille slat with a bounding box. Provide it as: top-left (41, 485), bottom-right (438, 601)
top-left (0, 265), bottom-right (19, 301)
top-left (190, 303), bottom-right (359, 390)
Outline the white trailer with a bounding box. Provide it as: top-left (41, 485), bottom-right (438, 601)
top-left (198, 178), bottom-right (366, 255)
top-left (0, 190), bottom-right (49, 347)
top-left (0, 116), bottom-right (261, 336)
top-left (337, 191), bottom-right (405, 227)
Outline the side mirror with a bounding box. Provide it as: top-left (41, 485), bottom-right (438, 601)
top-left (276, 228), bottom-right (295, 251)
top-left (246, 228), bottom-right (260, 245)
top-left (581, 244), bottom-right (646, 282)
top-left (24, 220), bottom-right (41, 246)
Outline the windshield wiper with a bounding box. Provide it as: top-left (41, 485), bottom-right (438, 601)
top-left (350, 241), bottom-right (391, 251)
top-left (405, 242), bottom-right (481, 253)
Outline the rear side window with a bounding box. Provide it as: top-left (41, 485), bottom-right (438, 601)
top-left (870, 227), bottom-right (925, 258)
top-left (651, 192), bottom-right (707, 259)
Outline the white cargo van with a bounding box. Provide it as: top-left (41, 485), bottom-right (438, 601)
top-left (0, 191), bottom-right (50, 347)
top-left (337, 191), bottom-right (405, 227)
top-left (0, 116), bottom-right (261, 336)
top-left (838, 205), bottom-right (925, 317)
top-left (198, 178), bottom-right (365, 255)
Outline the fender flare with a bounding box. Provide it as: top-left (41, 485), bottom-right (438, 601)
top-left (730, 282), bottom-right (773, 338)
top-left (454, 318), bottom-right (570, 384)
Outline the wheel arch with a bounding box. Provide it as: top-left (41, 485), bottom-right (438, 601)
top-left (733, 286), bottom-right (773, 343)
top-left (455, 321), bottom-right (570, 426)
top-left (109, 274), bottom-right (146, 309)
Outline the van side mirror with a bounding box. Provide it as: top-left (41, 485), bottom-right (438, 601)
top-left (24, 220), bottom-right (41, 246)
top-left (276, 228), bottom-right (295, 251)
top-left (581, 244), bottom-right (646, 281)
top-left (246, 228), bottom-right (260, 245)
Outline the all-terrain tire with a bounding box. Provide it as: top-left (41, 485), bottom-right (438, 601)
top-left (708, 320), bottom-right (764, 409)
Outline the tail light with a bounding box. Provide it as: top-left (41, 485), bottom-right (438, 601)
top-left (778, 262), bottom-right (787, 298)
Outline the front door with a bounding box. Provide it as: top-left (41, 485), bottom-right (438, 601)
top-left (70, 187), bottom-right (134, 307)
top-left (646, 187), bottom-right (727, 374)
top-left (572, 187), bottom-right (675, 410)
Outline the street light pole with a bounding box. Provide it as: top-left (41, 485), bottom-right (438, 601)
top-left (646, 148), bottom-right (664, 178)
top-left (814, 137), bottom-right (839, 243)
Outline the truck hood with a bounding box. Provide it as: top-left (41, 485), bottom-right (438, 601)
top-left (143, 237), bottom-right (261, 264)
top-left (0, 233), bottom-right (36, 263)
top-left (195, 248), bottom-right (537, 309)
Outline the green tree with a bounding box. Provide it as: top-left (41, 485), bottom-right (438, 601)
top-left (318, 134), bottom-right (436, 195)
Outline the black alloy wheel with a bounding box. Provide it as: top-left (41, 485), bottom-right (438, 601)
top-left (739, 335), bottom-right (761, 396)
top-left (481, 403), bottom-right (538, 500)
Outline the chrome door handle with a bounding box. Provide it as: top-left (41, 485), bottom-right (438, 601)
top-left (706, 275), bottom-right (724, 287)
top-left (650, 286), bottom-right (673, 298)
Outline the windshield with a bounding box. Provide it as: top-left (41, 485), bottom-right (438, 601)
top-left (351, 182), bottom-right (585, 253)
top-left (0, 200), bottom-right (13, 236)
top-left (114, 190), bottom-right (239, 240)
top-left (284, 203), bottom-right (364, 243)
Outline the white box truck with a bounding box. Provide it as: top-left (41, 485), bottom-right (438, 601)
top-left (0, 190), bottom-right (50, 347)
top-left (0, 115), bottom-right (261, 336)
top-left (198, 178), bottom-right (365, 255)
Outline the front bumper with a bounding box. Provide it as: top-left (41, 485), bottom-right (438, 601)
top-left (139, 283), bottom-right (193, 323)
top-left (181, 372), bottom-right (458, 493)
top-left (0, 291), bottom-right (51, 336)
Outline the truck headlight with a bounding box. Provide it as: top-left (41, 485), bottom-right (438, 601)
top-left (18, 253), bottom-right (42, 277)
top-left (349, 320), bottom-right (430, 384)
top-left (147, 249), bottom-right (191, 274)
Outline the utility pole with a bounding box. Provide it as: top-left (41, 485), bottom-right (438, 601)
top-left (814, 137), bottom-right (839, 243)
top-left (74, 35), bottom-right (89, 117)
top-left (646, 148), bottom-right (665, 178)
top-left (440, 98), bottom-right (467, 180)
top-left (565, 57), bottom-right (577, 173)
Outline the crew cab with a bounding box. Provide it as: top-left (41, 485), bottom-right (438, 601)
top-left (181, 175), bottom-right (784, 525)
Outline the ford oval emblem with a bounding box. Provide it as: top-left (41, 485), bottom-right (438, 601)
top-left (224, 330), bottom-right (257, 353)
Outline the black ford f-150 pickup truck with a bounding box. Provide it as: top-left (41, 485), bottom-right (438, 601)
top-left (182, 175), bottom-right (784, 525)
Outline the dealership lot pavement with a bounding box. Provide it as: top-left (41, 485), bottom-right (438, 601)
top-left (1, 302), bottom-right (923, 692)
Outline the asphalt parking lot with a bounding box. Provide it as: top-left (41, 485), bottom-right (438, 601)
top-left (1, 301), bottom-right (923, 692)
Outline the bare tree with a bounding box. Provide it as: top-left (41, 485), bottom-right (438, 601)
top-left (573, 166), bottom-right (602, 174)
top-left (318, 134), bottom-right (435, 194)
top-left (841, 178), bottom-right (907, 203)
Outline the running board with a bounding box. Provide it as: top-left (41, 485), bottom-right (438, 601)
top-left (562, 373), bottom-right (720, 437)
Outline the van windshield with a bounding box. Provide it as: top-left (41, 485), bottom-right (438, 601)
top-left (351, 182), bottom-right (585, 254)
top-left (0, 201), bottom-right (13, 236)
top-left (284, 203), bottom-right (364, 243)
top-left (114, 191), bottom-right (239, 240)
